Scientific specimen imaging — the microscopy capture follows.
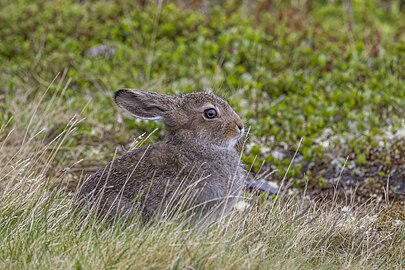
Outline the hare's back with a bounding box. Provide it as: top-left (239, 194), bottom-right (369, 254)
top-left (77, 143), bottom-right (190, 201)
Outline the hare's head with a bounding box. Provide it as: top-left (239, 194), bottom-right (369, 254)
top-left (114, 89), bottom-right (244, 149)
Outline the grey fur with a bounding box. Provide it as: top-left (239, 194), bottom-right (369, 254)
top-left (76, 89), bottom-right (245, 224)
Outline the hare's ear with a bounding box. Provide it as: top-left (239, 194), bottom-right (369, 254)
top-left (114, 89), bottom-right (176, 120)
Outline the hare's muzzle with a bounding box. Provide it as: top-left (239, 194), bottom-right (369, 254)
top-left (235, 120), bottom-right (244, 138)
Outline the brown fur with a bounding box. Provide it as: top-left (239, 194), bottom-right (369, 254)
top-left (76, 89), bottom-right (245, 224)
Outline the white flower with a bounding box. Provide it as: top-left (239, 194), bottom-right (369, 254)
top-left (320, 140), bottom-right (330, 148)
top-left (271, 149), bottom-right (285, 160)
top-left (367, 215), bottom-right (378, 223)
top-left (393, 220), bottom-right (404, 227)
top-left (341, 206), bottom-right (351, 213)
top-left (234, 201), bottom-right (250, 211)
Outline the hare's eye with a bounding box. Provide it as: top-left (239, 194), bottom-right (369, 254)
top-left (204, 108), bottom-right (218, 119)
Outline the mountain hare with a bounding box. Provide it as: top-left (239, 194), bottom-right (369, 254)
top-left (76, 89), bottom-right (245, 224)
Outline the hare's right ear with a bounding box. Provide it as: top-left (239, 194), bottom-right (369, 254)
top-left (114, 89), bottom-right (176, 120)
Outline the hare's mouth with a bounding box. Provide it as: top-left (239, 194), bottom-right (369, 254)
top-left (227, 128), bottom-right (244, 149)
top-left (234, 127), bottom-right (244, 141)
top-left (238, 127), bottom-right (245, 138)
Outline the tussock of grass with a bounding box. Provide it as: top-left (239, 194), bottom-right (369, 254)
top-left (1, 171), bottom-right (404, 269)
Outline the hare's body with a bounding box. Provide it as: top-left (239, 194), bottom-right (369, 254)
top-left (76, 89), bottom-right (245, 223)
top-left (79, 142), bottom-right (244, 221)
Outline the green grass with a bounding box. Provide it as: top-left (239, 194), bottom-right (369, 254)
top-left (0, 0), bottom-right (405, 268)
top-left (1, 0), bottom-right (404, 179)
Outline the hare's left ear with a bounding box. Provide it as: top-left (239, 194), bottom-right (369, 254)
top-left (114, 89), bottom-right (176, 120)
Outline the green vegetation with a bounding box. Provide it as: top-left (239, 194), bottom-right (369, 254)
top-left (0, 0), bottom-right (404, 268)
top-left (1, 0), bottom-right (404, 181)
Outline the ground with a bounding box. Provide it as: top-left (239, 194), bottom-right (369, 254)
top-left (0, 0), bottom-right (404, 269)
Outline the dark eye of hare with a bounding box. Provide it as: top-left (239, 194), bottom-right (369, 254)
top-left (204, 108), bottom-right (218, 119)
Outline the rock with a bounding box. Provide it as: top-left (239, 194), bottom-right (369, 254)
top-left (85, 45), bottom-right (116, 58)
top-left (245, 178), bottom-right (281, 194)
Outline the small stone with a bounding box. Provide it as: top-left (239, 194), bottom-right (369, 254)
top-left (85, 45), bottom-right (116, 58)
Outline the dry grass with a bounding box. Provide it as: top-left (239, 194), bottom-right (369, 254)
top-left (0, 81), bottom-right (404, 269)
